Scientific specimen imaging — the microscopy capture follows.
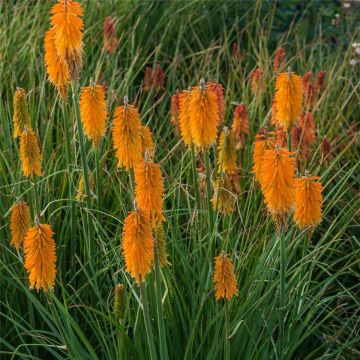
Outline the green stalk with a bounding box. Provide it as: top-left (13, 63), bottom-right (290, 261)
top-left (27, 301), bottom-right (38, 358)
top-left (71, 83), bottom-right (93, 259)
top-left (46, 293), bottom-right (77, 359)
top-left (32, 175), bottom-right (40, 216)
top-left (225, 301), bottom-right (230, 360)
top-left (95, 147), bottom-right (100, 205)
top-left (214, 129), bottom-right (226, 214)
top-left (128, 168), bottom-right (135, 201)
top-left (117, 321), bottom-right (125, 360)
top-left (140, 283), bottom-right (157, 360)
top-left (61, 102), bottom-right (76, 266)
top-left (279, 232), bottom-right (286, 357)
top-left (190, 145), bottom-right (200, 211)
top-left (72, 84), bottom-right (92, 208)
top-left (154, 241), bottom-right (169, 360)
top-left (190, 145), bottom-right (201, 253)
top-left (287, 128), bottom-right (292, 152)
top-left (204, 150), bottom-right (214, 231)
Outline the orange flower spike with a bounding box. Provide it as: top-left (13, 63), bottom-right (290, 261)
top-left (143, 65), bottom-right (165, 92)
top-left (24, 223), bottom-right (57, 291)
top-left (252, 136), bottom-right (266, 183)
top-left (274, 47), bottom-right (286, 73)
top-left (20, 128), bottom-right (42, 177)
top-left (212, 174), bottom-right (236, 214)
top-left (112, 96), bottom-right (142, 170)
top-left (252, 131), bottom-right (275, 183)
top-left (135, 151), bottom-right (165, 225)
top-left (275, 70), bottom-right (303, 130)
top-left (232, 104), bottom-right (249, 149)
top-left (143, 67), bottom-right (154, 91)
top-left (189, 79), bottom-right (220, 148)
top-left (260, 145), bottom-right (296, 216)
top-left (292, 112), bottom-right (316, 159)
top-left (294, 173), bottom-right (323, 230)
top-left (140, 125), bottom-right (155, 158)
top-left (271, 98), bottom-right (279, 127)
top-left (80, 83), bottom-right (107, 146)
top-left (10, 200), bottom-right (30, 250)
top-left (302, 71), bottom-right (314, 108)
top-left (153, 64), bottom-right (166, 90)
top-left (208, 82), bottom-right (226, 125)
top-left (154, 222), bottom-right (170, 268)
top-left (217, 128), bottom-right (237, 174)
top-left (320, 137), bottom-right (333, 164)
top-left (178, 89), bottom-right (193, 146)
top-left (303, 71), bottom-right (312, 89)
top-left (276, 127), bottom-right (287, 148)
top-left (50, 0), bottom-right (84, 78)
top-left (13, 88), bottom-right (31, 139)
top-left (251, 68), bottom-right (263, 95)
top-left (44, 28), bottom-right (69, 99)
top-left (229, 171), bottom-right (241, 194)
top-left (213, 252), bottom-right (238, 301)
top-left (76, 172), bottom-right (95, 201)
top-left (315, 71), bottom-right (326, 93)
top-left (103, 16), bottom-right (118, 54)
top-left (122, 206), bottom-right (154, 283)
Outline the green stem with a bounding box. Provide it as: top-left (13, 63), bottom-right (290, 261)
top-left (140, 283), bottom-right (157, 360)
top-left (32, 175), bottom-right (40, 216)
top-left (225, 301), bottom-right (230, 360)
top-left (204, 150), bottom-right (214, 231)
top-left (190, 146), bottom-right (200, 211)
top-left (72, 83), bottom-right (93, 259)
top-left (279, 232), bottom-right (286, 357)
top-left (154, 242), bottom-right (169, 360)
top-left (287, 128), bottom-right (292, 152)
top-left (46, 293), bottom-right (75, 359)
top-left (129, 169), bottom-right (135, 201)
top-left (72, 84), bottom-right (92, 208)
top-left (95, 147), bottom-right (100, 205)
top-left (117, 321), bottom-right (124, 360)
top-left (61, 102), bottom-right (76, 267)
top-left (214, 132), bottom-right (226, 214)
top-left (27, 300), bottom-right (39, 358)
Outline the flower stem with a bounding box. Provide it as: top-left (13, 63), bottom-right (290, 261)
top-left (72, 84), bottom-right (92, 209)
top-left (287, 128), bottom-right (292, 152)
top-left (190, 145), bottom-right (200, 211)
top-left (204, 150), bottom-right (214, 231)
top-left (95, 147), bottom-right (101, 205)
top-left (72, 83), bottom-right (93, 259)
top-left (154, 242), bottom-right (169, 360)
top-left (32, 175), bottom-right (40, 217)
top-left (61, 102), bottom-right (76, 268)
top-left (128, 168), bottom-right (135, 201)
top-left (225, 301), bottom-right (230, 360)
top-left (279, 232), bottom-right (286, 357)
top-left (140, 283), bottom-right (157, 360)
top-left (117, 320), bottom-right (125, 360)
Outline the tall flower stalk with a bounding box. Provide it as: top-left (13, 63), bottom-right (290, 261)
top-left (122, 203), bottom-right (157, 359)
top-left (71, 82), bottom-right (97, 265)
top-left (258, 143), bottom-right (296, 356)
top-left (213, 252), bottom-right (238, 360)
top-left (153, 226), bottom-right (169, 360)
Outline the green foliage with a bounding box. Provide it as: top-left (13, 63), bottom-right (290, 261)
top-left (0, 0), bottom-right (359, 359)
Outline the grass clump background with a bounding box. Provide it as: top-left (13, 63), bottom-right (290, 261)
top-left (0, 0), bottom-right (359, 359)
